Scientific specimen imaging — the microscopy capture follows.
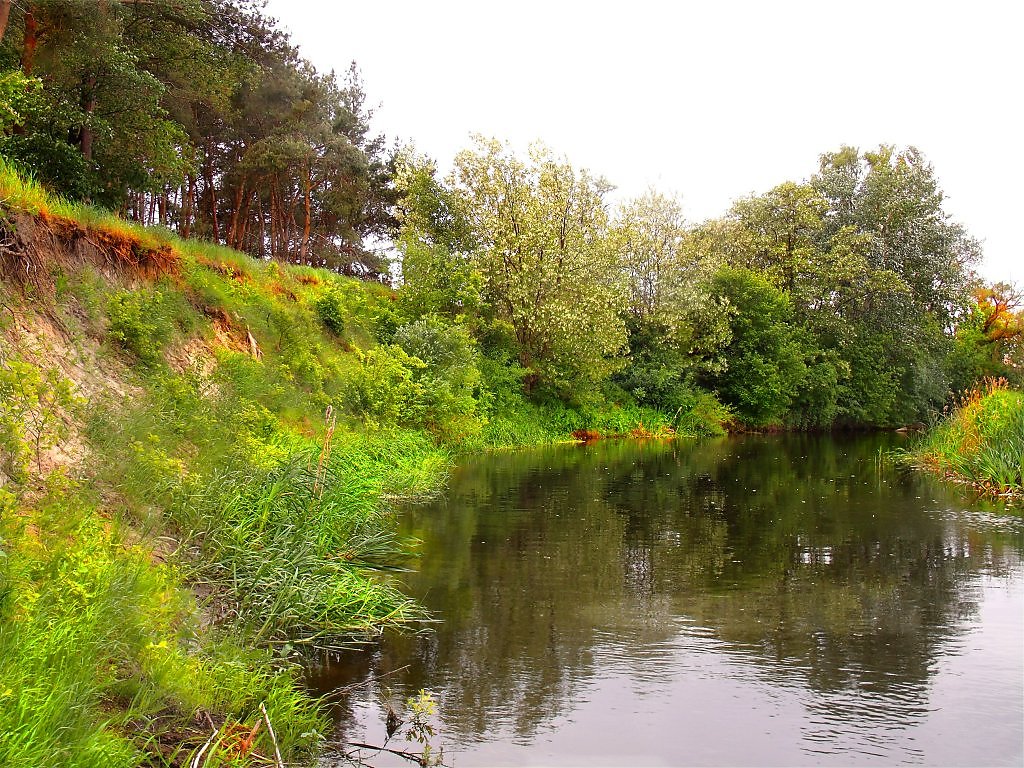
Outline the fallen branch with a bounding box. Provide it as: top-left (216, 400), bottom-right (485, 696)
top-left (260, 702), bottom-right (285, 768)
top-left (345, 741), bottom-right (434, 766)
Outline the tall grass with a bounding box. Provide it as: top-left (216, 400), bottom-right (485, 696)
top-left (906, 379), bottom-right (1024, 496)
top-left (178, 433), bottom-right (448, 647)
top-left (0, 480), bottom-right (325, 767)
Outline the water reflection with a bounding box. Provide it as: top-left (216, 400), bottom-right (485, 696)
top-left (312, 434), bottom-right (1024, 766)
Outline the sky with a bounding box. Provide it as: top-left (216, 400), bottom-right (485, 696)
top-left (264, 0), bottom-right (1021, 284)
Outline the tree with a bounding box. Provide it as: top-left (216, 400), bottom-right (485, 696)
top-left (609, 191), bottom-right (731, 409)
top-left (0, 2), bottom-right (398, 271)
top-left (0, 0), bottom-right (199, 205)
top-left (705, 266), bottom-right (807, 426)
top-left (452, 137), bottom-right (627, 396)
top-left (814, 145), bottom-right (979, 324)
top-left (393, 151), bottom-right (482, 321)
top-left (948, 282), bottom-right (1024, 391)
top-left (728, 181), bottom-right (827, 293)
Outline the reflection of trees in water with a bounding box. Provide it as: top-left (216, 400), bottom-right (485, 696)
top-left (318, 436), bottom-right (1024, 744)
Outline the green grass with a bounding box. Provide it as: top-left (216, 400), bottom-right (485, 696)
top-left (0, 479), bottom-right (325, 768)
top-left (906, 380), bottom-right (1024, 496)
top-left (478, 390), bottom-right (729, 448)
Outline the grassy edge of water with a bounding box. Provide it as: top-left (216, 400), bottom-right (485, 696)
top-left (900, 379), bottom-right (1024, 498)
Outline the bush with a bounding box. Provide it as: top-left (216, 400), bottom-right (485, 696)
top-left (338, 345), bottom-right (427, 427)
top-left (314, 287), bottom-right (346, 335)
top-left (0, 358), bottom-right (80, 482)
top-left (393, 316), bottom-right (482, 436)
top-left (907, 380), bottom-right (1024, 495)
top-left (105, 288), bottom-right (170, 364)
top-left (707, 267), bottom-right (807, 426)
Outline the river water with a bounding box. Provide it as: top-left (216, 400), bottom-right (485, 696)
top-left (310, 434), bottom-right (1024, 766)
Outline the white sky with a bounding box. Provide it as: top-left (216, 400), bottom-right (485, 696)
top-left (265, 0), bottom-right (1022, 284)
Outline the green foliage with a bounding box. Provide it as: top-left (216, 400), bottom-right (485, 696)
top-left (0, 357), bottom-right (80, 482)
top-left (707, 266), bottom-right (807, 426)
top-left (105, 288), bottom-right (170, 365)
top-left (947, 283), bottom-right (1024, 393)
top-left (788, 345), bottom-right (848, 429)
top-left (815, 145), bottom-right (979, 324)
top-left (0, 476), bottom-right (325, 767)
top-left (338, 345), bottom-right (427, 427)
top-left (394, 153), bottom-right (483, 321)
top-left (176, 444), bottom-right (434, 646)
top-left (393, 316), bottom-right (483, 438)
top-left (0, 70), bottom-right (40, 133)
top-left (906, 382), bottom-right (1024, 496)
top-left (314, 286), bottom-right (347, 335)
top-left (453, 137), bottom-right (628, 396)
top-left (396, 232), bottom-right (483, 321)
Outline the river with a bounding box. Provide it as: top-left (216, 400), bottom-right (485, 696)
top-left (310, 434), bottom-right (1024, 766)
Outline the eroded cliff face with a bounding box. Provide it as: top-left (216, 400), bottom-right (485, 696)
top-left (1, 209), bottom-right (179, 290)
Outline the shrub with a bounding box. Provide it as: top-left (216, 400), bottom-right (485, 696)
top-left (105, 288), bottom-right (170, 364)
top-left (393, 316), bottom-right (483, 436)
top-left (0, 358), bottom-right (80, 482)
top-left (314, 287), bottom-right (346, 335)
top-left (338, 345), bottom-right (427, 427)
top-left (906, 379), bottom-right (1024, 495)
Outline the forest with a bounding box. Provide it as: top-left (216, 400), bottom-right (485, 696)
top-left (0, 0), bottom-right (1020, 431)
top-left (0, 1), bottom-right (1022, 766)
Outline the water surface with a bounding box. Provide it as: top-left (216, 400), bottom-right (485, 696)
top-left (312, 434), bottom-right (1023, 766)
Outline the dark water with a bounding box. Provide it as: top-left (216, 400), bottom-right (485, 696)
top-left (311, 434), bottom-right (1024, 766)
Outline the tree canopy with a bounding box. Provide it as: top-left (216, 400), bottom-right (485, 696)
top-left (0, 0), bottom-right (395, 272)
top-left (0, 1), bottom-right (1012, 428)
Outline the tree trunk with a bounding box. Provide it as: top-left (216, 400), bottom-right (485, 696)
top-left (0, 1), bottom-right (13, 45)
top-left (226, 178), bottom-right (246, 248)
top-left (79, 75), bottom-right (97, 162)
top-left (257, 191), bottom-right (265, 259)
top-left (237, 190), bottom-right (252, 252)
top-left (182, 175), bottom-right (195, 238)
top-left (203, 149), bottom-right (219, 242)
top-left (21, 9), bottom-right (37, 75)
top-left (269, 186), bottom-right (279, 260)
top-left (299, 168), bottom-right (312, 263)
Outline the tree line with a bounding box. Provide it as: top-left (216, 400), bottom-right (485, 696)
top-left (0, 0), bottom-right (394, 275)
top-left (394, 139), bottom-right (1022, 427)
top-left (1, 0), bottom-right (1020, 428)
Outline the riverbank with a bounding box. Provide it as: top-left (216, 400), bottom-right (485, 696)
top-left (0, 163), bottom-right (454, 764)
top-left (904, 379), bottom-right (1024, 498)
top-left (0, 161), bottom-right (728, 765)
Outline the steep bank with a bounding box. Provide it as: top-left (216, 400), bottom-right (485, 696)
top-left (0, 171), bottom-right (451, 765)
top-left (0, 164), bottom-right (708, 765)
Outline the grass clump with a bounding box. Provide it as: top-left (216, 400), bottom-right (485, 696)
top-left (906, 379), bottom-right (1024, 497)
top-left (478, 390), bottom-right (730, 448)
